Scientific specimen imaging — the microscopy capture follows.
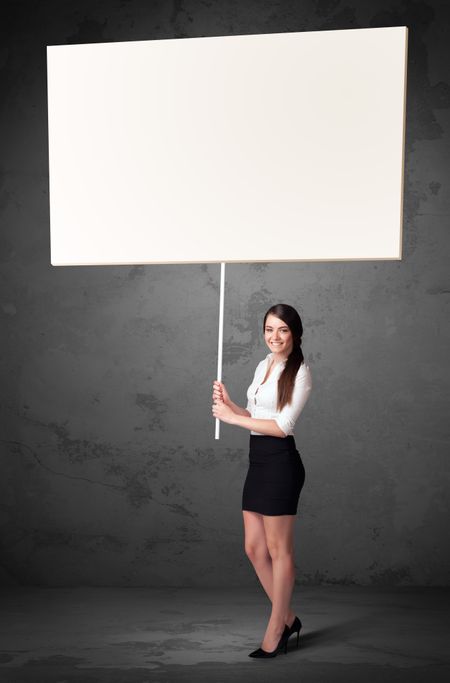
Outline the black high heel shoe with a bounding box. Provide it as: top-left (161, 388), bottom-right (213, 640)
top-left (248, 625), bottom-right (290, 658)
top-left (286, 615), bottom-right (302, 648)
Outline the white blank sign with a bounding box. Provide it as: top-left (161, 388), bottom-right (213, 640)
top-left (47, 26), bottom-right (408, 266)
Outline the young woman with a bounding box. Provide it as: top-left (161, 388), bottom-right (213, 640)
top-left (212, 303), bottom-right (312, 659)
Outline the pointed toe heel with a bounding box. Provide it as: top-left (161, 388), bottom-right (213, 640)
top-left (248, 625), bottom-right (290, 658)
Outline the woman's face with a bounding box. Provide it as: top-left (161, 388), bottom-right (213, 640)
top-left (264, 314), bottom-right (293, 356)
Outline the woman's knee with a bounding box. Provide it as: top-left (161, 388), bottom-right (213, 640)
top-left (245, 542), bottom-right (270, 563)
top-left (266, 542), bottom-right (294, 561)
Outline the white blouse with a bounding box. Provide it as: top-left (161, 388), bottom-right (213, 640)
top-left (246, 352), bottom-right (312, 436)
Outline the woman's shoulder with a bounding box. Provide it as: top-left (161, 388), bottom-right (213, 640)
top-left (296, 360), bottom-right (312, 386)
top-left (254, 357), bottom-right (268, 371)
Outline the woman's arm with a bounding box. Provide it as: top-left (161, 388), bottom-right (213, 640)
top-left (231, 414), bottom-right (286, 438)
top-left (228, 400), bottom-right (251, 417)
top-left (213, 381), bottom-right (252, 418)
top-left (212, 397), bottom-right (284, 436)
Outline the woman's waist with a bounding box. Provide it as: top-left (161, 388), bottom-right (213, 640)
top-left (249, 434), bottom-right (298, 455)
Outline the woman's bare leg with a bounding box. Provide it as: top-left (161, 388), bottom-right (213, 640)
top-left (242, 511), bottom-right (296, 633)
top-left (259, 514), bottom-right (296, 651)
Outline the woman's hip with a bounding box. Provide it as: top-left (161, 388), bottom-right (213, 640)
top-left (248, 435), bottom-right (304, 470)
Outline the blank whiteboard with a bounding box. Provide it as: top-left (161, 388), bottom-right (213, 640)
top-left (46, 26), bottom-right (408, 266)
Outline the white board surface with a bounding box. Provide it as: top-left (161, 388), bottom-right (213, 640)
top-left (46, 26), bottom-right (408, 265)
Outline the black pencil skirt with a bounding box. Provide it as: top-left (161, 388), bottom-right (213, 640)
top-left (242, 434), bottom-right (306, 516)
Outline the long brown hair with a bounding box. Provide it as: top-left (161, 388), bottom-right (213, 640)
top-left (263, 304), bottom-right (304, 412)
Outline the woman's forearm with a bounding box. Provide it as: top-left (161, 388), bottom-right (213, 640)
top-left (231, 414), bottom-right (286, 438)
top-left (228, 400), bottom-right (251, 417)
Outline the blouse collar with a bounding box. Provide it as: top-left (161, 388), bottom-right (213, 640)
top-left (267, 352), bottom-right (288, 366)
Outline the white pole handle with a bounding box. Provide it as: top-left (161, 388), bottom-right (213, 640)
top-left (215, 262), bottom-right (226, 440)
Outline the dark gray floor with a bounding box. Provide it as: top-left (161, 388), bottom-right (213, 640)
top-left (0, 585), bottom-right (449, 682)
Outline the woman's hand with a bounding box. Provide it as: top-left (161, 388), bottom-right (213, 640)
top-left (212, 398), bottom-right (236, 425)
top-left (212, 380), bottom-right (232, 406)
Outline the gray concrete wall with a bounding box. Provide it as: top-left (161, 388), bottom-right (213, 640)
top-left (1, 0), bottom-right (449, 586)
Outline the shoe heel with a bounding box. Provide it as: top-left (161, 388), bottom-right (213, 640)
top-left (286, 615), bottom-right (302, 651)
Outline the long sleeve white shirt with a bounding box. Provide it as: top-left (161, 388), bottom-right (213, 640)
top-left (246, 352), bottom-right (312, 436)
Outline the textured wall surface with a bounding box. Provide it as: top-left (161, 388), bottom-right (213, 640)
top-left (1, 0), bottom-right (449, 586)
